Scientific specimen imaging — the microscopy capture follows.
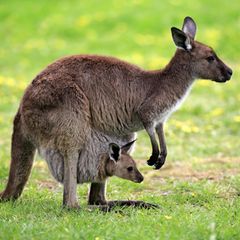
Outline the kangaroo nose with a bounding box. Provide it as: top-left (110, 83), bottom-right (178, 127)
top-left (227, 68), bottom-right (233, 76)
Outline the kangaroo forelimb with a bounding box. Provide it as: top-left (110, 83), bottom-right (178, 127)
top-left (154, 123), bottom-right (167, 169)
top-left (144, 126), bottom-right (160, 166)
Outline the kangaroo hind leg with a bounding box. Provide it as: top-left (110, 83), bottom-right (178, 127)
top-left (62, 150), bottom-right (79, 209)
top-left (88, 181), bottom-right (107, 205)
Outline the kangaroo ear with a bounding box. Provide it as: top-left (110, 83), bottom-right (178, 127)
top-left (171, 27), bottom-right (192, 51)
top-left (182, 16), bottom-right (197, 40)
top-left (109, 143), bottom-right (121, 162)
top-left (121, 139), bottom-right (136, 153)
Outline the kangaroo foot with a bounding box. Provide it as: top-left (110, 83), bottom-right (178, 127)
top-left (88, 204), bottom-right (113, 213)
top-left (62, 203), bottom-right (80, 210)
top-left (0, 189), bottom-right (19, 202)
top-left (106, 200), bottom-right (160, 211)
top-left (0, 192), bottom-right (7, 201)
top-left (88, 200), bottom-right (160, 212)
top-left (88, 199), bottom-right (107, 205)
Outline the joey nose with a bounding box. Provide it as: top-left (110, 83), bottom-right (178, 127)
top-left (137, 174), bottom-right (144, 183)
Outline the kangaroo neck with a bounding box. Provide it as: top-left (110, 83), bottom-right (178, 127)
top-left (141, 49), bottom-right (195, 120)
top-left (158, 49), bottom-right (195, 89)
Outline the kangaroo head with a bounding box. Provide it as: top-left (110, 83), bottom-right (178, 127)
top-left (106, 141), bottom-right (144, 183)
top-left (171, 16), bottom-right (232, 82)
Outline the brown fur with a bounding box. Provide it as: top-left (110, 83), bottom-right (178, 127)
top-left (0, 17), bottom-right (232, 208)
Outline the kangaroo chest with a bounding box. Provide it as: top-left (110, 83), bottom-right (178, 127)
top-left (154, 85), bottom-right (192, 124)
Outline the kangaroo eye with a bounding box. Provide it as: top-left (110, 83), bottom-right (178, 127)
top-left (206, 56), bottom-right (215, 63)
top-left (127, 167), bottom-right (133, 172)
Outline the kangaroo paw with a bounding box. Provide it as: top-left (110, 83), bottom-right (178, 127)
top-left (147, 155), bottom-right (158, 166)
top-left (154, 155), bottom-right (166, 169)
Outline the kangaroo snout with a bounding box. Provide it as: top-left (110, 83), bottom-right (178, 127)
top-left (215, 65), bottom-right (233, 83)
top-left (225, 67), bottom-right (233, 81)
top-left (219, 64), bottom-right (233, 82)
top-left (135, 172), bottom-right (144, 183)
top-left (220, 67), bottom-right (232, 82)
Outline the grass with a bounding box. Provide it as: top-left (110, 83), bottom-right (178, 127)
top-left (0, 0), bottom-right (240, 239)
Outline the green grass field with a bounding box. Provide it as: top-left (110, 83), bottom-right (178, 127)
top-left (0, 0), bottom-right (240, 239)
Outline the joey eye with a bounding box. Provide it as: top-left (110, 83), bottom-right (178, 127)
top-left (206, 56), bottom-right (215, 63)
top-left (127, 166), bottom-right (133, 172)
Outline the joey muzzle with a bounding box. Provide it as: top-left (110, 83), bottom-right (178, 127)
top-left (134, 172), bottom-right (144, 183)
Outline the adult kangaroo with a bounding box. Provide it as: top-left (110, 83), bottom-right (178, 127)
top-left (0, 17), bottom-right (232, 208)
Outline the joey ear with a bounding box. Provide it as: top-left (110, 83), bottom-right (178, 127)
top-left (109, 143), bottom-right (121, 162)
top-left (182, 16), bottom-right (197, 39)
top-left (171, 27), bottom-right (192, 51)
top-left (121, 139), bottom-right (136, 153)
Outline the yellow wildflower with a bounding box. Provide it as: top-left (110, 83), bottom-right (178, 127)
top-left (210, 108), bottom-right (224, 117)
top-left (76, 16), bottom-right (91, 27)
top-left (233, 116), bottom-right (240, 123)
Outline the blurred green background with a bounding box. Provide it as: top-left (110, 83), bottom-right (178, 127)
top-left (0, 1), bottom-right (240, 239)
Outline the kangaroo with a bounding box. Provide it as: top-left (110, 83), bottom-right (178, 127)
top-left (40, 135), bottom-right (144, 207)
top-left (0, 17), bottom-right (232, 208)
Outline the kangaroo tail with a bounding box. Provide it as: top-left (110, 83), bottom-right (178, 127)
top-left (0, 111), bottom-right (36, 201)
